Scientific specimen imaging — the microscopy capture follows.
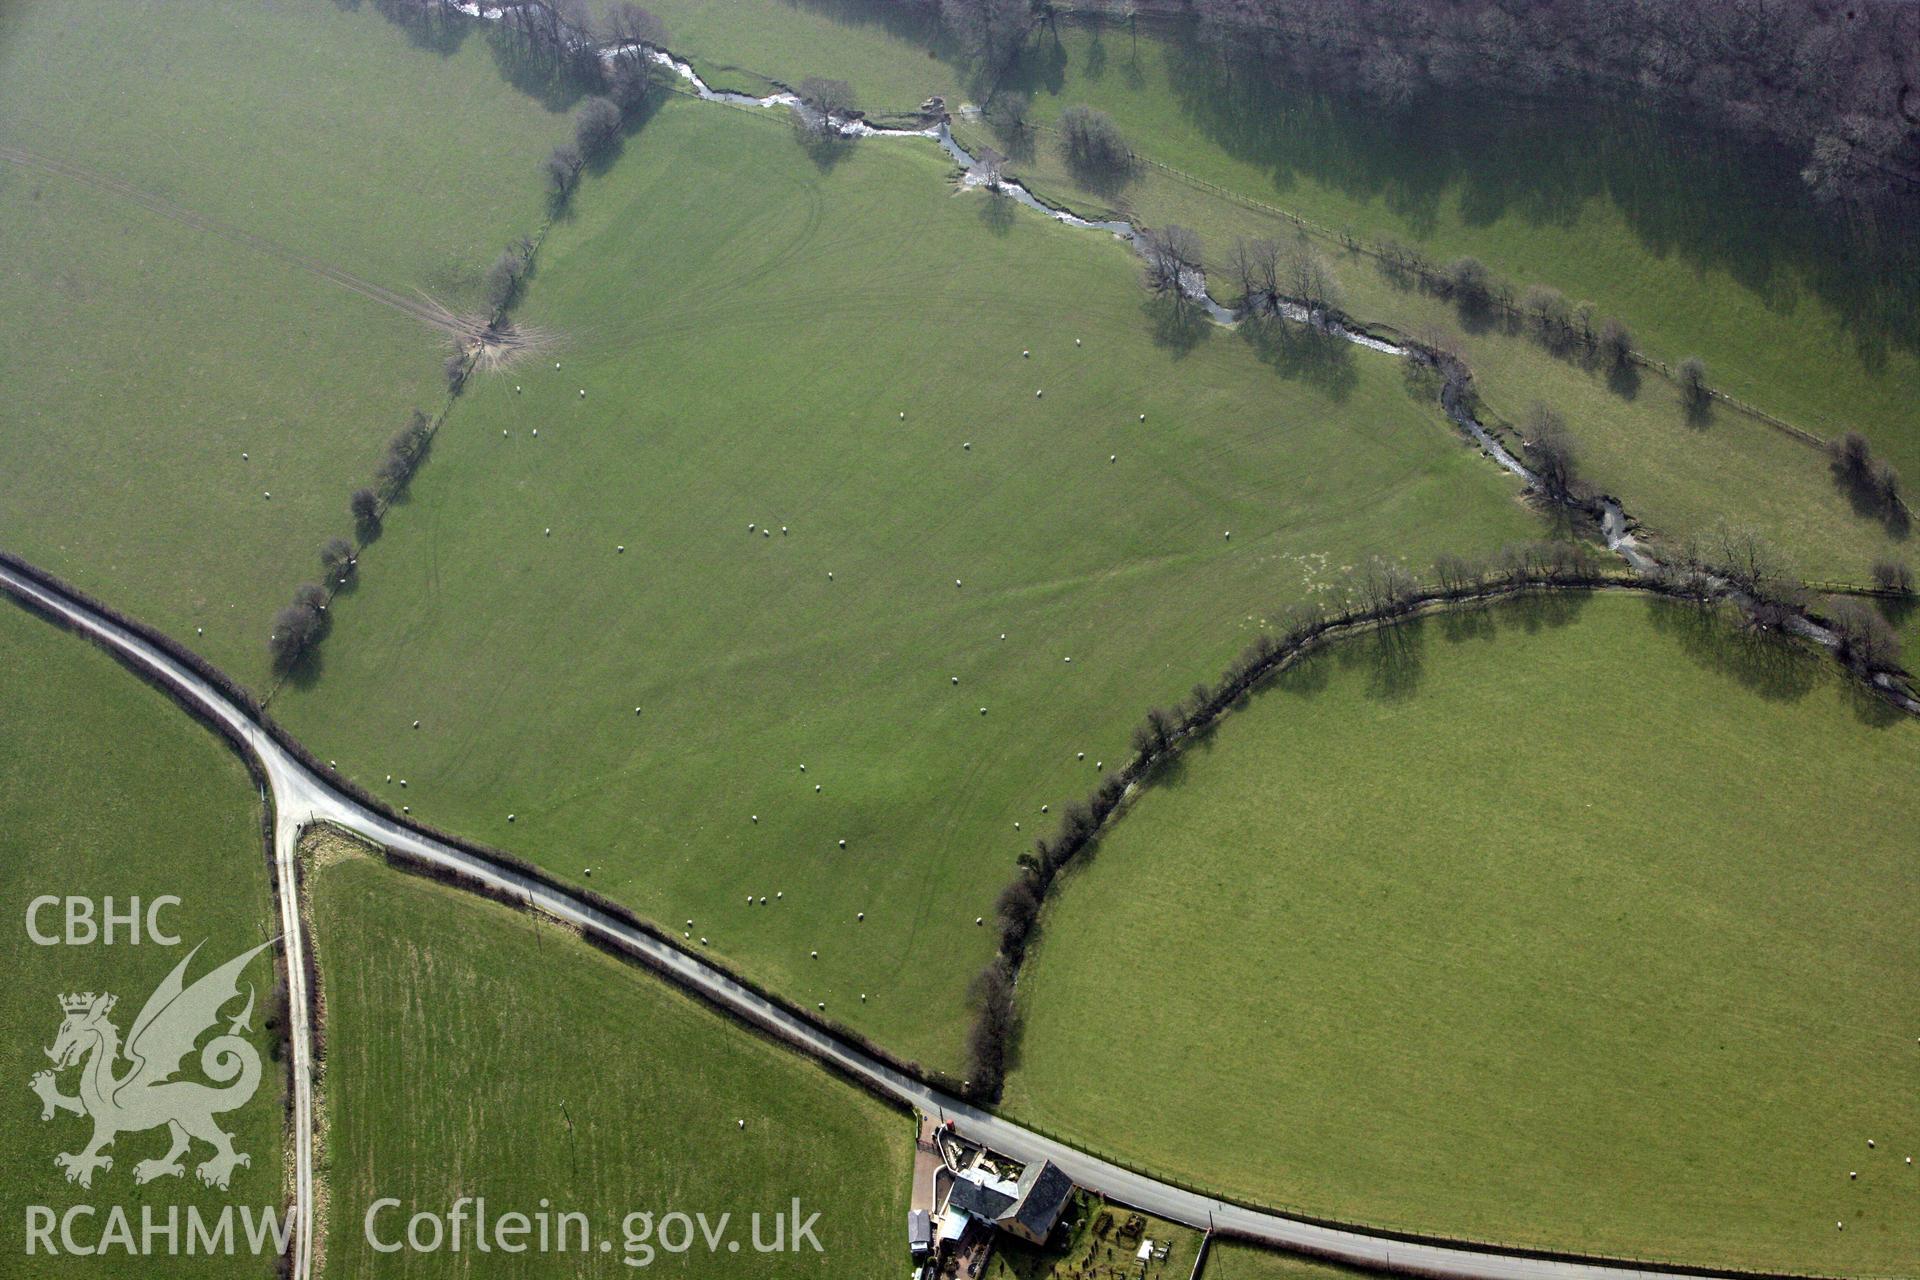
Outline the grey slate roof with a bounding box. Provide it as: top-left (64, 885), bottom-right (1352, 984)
top-left (1006, 1159), bottom-right (1074, 1237)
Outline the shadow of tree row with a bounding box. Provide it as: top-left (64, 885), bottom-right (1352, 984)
top-left (994, 15), bottom-right (1920, 372)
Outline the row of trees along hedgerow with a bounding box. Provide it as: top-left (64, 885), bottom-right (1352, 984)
top-left (964, 540), bottom-right (1617, 1097)
top-left (269, 5), bottom-right (679, 675)
top-left (269, 409), bottom-right (434, 674)
top-left (960, 529), bottom-right (1912, 1097)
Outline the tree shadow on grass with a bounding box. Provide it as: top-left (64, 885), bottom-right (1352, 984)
top-left (1335, 616), bottom-right (1428, 702)
top-left (1844, 680), bottom-right (1906, 728)
top-left (1497, 588), bottom-right (1591, 634)
top-left (487, 29), bottom-right (598, 113)
top-left (1236, 314), bottom-right (1358, 400)
top-left (1142, 295), bottom-right (1209, 357)
top-left (794, 121), bottom-right (858, 175)
top-left (370, 0), bottom-right (473, 57)
top-left (1605, 360), bottom-right (1642, 401)
top-left (977, 187), bottom-right (1017, 236)
top-left (1437, 601), bottom-right (1499, 646)
top-left (1642, 596), bottom-right (1818, 703)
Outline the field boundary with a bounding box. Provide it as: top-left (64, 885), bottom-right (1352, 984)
top-left (3, 552), bottom-right (1896, 1280)
top-left (989, 112), bottom-right (1868, 466)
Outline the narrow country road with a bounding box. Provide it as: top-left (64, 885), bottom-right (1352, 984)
top-left (0, 560), bottom-right (1792, 1280)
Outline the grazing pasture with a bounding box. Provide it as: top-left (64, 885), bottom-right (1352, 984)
top-left (1004, 592), bottom-right (1920, 1276)
top-left (579, 4), bottom-right (1916, 577)
top-left (309, 833), bottom-right (911, 1278)
top-left (993, 22), bottom-right (1920, 478)
top-left (272, 98), bottom-right (1539, 1071)
top-left (0, 0), bottom-right (566, 682)
top-left (0, 601), bottom-right (282, 1278)
top-left (956, 101), bottom-right (1912, 585)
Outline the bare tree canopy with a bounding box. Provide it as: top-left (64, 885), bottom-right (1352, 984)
top-left (574, 96), bottom-right (623, 161)
top-left (1140, 224), bottom-right (1203, 301)
top-left (1520, 402), bottom-right (1579, 501)
top-left (603, 1), bottom-right (667, 48)
top-left (1059, 105), bottom-right (1130, 176)
top-left (796, 77), bottom-right (856, 135)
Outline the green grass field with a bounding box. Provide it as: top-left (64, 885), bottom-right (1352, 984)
top-left (0, 0), bottom-right (568, 683)
top-left (1004, 592), bottom-right (1919, 1274)
top-left (271, 95), bottom-right (1541, 1071)
top-left (586, 10), bottom-right (1918, 478)
top-left (1202, 1243), bottom-right (1376, 1280)
top-left (562, 5), bottom-right (1916, 579)
top-left (0, 602), bottom-right (283, 1277)
top-left (995, 23), bottom-right (1920, 473)
top-left (953, 116), bottom-right (1911, 586)
top-left (307, 831), bottom-right (912, 1277)
top-left (594, 0), bottom-right (970, 109)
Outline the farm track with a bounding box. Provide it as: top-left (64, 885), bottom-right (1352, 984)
top-left (0, 143), bottom-right (482, 340)
top-left (4, 558), bottom-right (1859, 1280)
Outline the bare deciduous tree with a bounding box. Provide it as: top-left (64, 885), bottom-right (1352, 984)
top-left (350, 487), bottom-right (380, 531)
top-left (543, 143), bottom-right (584, 200)
top-left (320, 537), bottom-right (355, 586)
top-left (1870, 558), bottom-right (1914, 597)
top-left (1676, 355), bottom-right (1710, 412)
top-left (1229, 236), bottom-right (1282, 316)
top-left (1059, 105), bottom-right (1130, 176)
top-left (604, 1), bottom-right (667, 48)
top-left (1140, 224), bottom-right (1202, 301)
top-left (1825, 597), bottom-right (1902, 672)
top-left (1710, 525), bottom-right (1785, 599)
top-left (1520, 402), bottom-right (1579, 501)
top-left (1286, 242), bottom-right (1341, 318)
top-left (1597, 317), bottom-right (1634, 369)
top-left (987, 90), bottom-right (1030, 138)
top-left (796, 77), bottom-right (856, 137)
top-left (574, 96), bottom-right (623, 161)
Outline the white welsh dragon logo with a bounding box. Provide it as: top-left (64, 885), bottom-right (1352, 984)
top-left (30, 939), bottom-right (275, 1191)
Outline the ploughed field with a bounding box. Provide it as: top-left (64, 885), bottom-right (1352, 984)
top-left (271, 97), bottom-right (1539, 1071)
top-left (308, 833), bottom-right (912, 1278)
top-left (0, 602), bottom-right (283, 1278)
top-left (1004, 592), bottom-right (1920, 1276)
